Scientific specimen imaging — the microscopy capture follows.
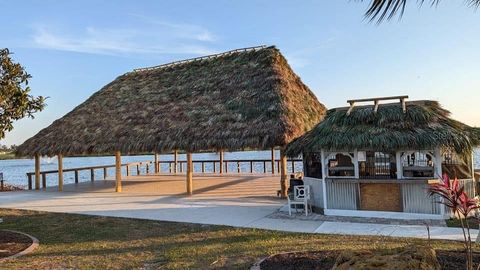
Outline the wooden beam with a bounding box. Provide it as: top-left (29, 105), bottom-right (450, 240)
top-left (186, 152), bottom-right (193, 195)
top-left (347, 95), bottom-right (409, 104)
top-left (219, 150), bottom-right (224, 174)
top-left (271, 147), bottom-right (275, 174)
top-left (58, 154), bottom-right (63, 192)
top-left (173, 150), bottom-right (178, 174)
top-left (115, 151), bottom-right (122, 192)
top-left (154, 152), bottom-right (159, 174)
top-left (280, 149), bottom-right (288, 198)
top-left (34, 154), bottom-right (40, 190)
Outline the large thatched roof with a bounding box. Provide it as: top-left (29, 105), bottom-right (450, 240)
top-left (286, 100), bottom-right (480, 157)
top-left (17, 46), bottom-right (326, 157)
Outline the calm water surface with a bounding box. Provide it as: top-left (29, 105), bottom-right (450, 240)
top-left (1, 149), bottom-right (479, 188)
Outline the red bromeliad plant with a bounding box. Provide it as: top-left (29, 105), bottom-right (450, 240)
top-left (429, 174), bottom-right (479, 270)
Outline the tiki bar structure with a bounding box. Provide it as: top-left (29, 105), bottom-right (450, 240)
top-left (286, 96), bottom-right (480, 219)
top-left (16, 45), bottom-right (325, 196)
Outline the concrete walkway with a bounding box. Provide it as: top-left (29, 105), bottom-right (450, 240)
top-left (0, 176), bottom-right (476, 241)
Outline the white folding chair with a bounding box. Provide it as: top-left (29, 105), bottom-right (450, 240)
top-left (288, 185), bottom-right (311, 216)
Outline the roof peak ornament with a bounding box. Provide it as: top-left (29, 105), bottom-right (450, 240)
top-left (346, 95), bottom-right (409, 115)
top-left (132, 45), bottom-right (269, 73)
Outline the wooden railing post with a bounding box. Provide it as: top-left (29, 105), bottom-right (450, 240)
top-left (250, 161), bottom-right (253, 173)
top-left (27, 174), bottom-right (33, 190)
top-left (146, 163), bottom-right (150, 174)
top-left (103, 167), bottom-right (108, 179)
top-left (225, 161), bottom-right (228, 173)
top-left (213, 161), bottom-right (216, 173)
top-left (237, 161), bottom-right (241, 173)
top-left (174, 150), bottom-right (178, 173)
top-left (154, 153), bottom-right (159, 174)
top-left (74, 170), bottom-right (79, 184)
top-left (201, 161), bottom-right (205, 173)
top-left (90, 168), bottom-right (95, 181)
top-left (115, 151), bottom-right (122, 192)
top-left (126, 165), bottom-right (130, 176)
top-left (41, 173), bottom-right (46, 189)
top-left (291, 160), bottom-right (295, 173)
top-left (263, 161), bottom-right (267, 173)
top-left (34, 154), bottom-right (40, 190)
top-left (271, 147), bottom-right (275, 174)
top-left (136, 164), bottom-right (140, 175)
top-left (58, 154), bottom-right (64, 191)
top-left (219, 150), bottom-right (224, 174)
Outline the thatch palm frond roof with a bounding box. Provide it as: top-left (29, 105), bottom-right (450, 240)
top-left (17, 46), bottom-right (326, 157)
top-left (286, 100), bottom-right (480, 157)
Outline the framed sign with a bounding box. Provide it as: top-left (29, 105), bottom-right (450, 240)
top-left (357, 151), bottom-right (366, 162)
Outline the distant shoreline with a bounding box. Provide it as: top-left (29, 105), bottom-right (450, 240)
top-left (0, 152), bottom-right (17, 160)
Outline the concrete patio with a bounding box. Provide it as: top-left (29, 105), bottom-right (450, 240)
top-left (0, 174), bottom-right (476, 241)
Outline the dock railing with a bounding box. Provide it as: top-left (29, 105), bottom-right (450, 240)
top-left (26, 158), bottom-right (302, 190)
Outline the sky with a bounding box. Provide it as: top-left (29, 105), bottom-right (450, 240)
top-left (1, 0), bottom-right (479, 146)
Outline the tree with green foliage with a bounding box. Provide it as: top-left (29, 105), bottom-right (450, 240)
top-left (362, 0), bottom-right (480, 22)
top-left (0, 48), bottom-right (45, 139)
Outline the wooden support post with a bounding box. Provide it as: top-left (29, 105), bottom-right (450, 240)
top-left (90, 168), bottom-right (95, 181)
top-left (186, 152), bottom-right (193, 195)
top-left (225, 161), bottom-right (228, 173)
top-left (136, 164), bottom-right (140, 175)
top-left (291, 160), bottom-right (295, 173)
top-left (115, 151), bottom-right (122, 192)
top-left (346, 101), bottom-right (355, 116)
top-left (201, 161), bottom-right (205, 173)
top-left (400, 97), bottom-right (407, 113)
top-left (74, 170), bottom-right (79, 183)
top-left (250, 161), bottom-right (253, 173)
top-left (280, 149), bottom-right (288, 198)
top-left (58, 154), bottom-right (64, 191)
top-left (271, 148), bottom-right (275, 174)
top-left (277, 160), bottom-right (280, 173)
top-left (103, 167), bottom-right (108, 179)
top-left (263, 161), bottom-right (267, 173)
top-left (213, 161), bottom-right (216, 173)
top-left (34, 154), bottom-right (40, 190)
top-left (154, 153), bottom-right (159, 174)
top-left (174, 150), bottom-right (178, 173)
top-left (219, 150), bottom-right (224, 174)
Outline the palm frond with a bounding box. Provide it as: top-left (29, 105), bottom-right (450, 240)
top-left (361, 0), bottom-right (480, 22)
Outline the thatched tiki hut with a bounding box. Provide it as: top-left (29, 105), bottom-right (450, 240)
top-left (286, 96), bottom-right (480, 219)
top-left (16, 45), bottom-right (326, 196)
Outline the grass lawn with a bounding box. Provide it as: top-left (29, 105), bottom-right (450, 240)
top-left (446, 217), bottom-right (479, 229)
top-left (0, 208), bottom-right (472, 270)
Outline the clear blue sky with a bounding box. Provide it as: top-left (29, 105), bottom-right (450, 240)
top-left (1, 0), bottom-right (479, 146)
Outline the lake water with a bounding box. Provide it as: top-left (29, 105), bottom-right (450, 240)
top-left (1, 148), bottom-right (479, 188)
